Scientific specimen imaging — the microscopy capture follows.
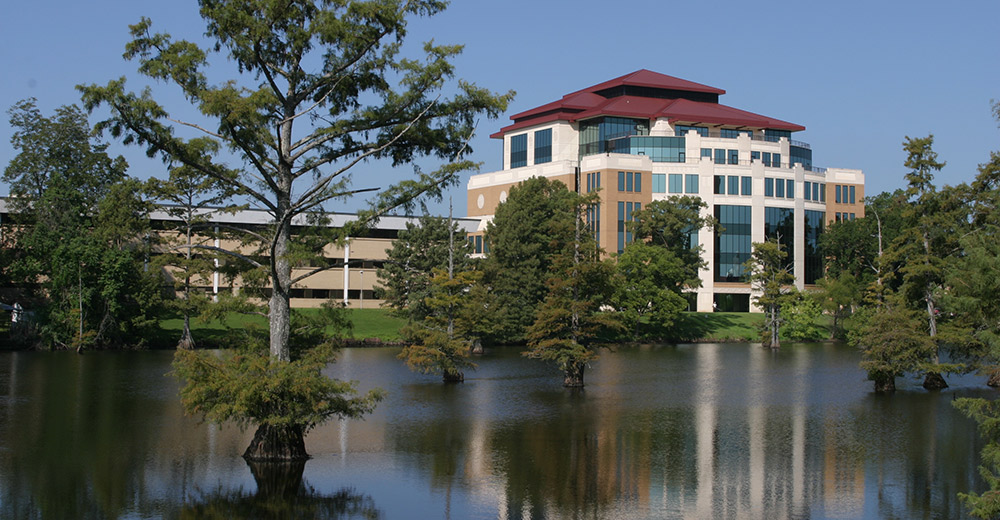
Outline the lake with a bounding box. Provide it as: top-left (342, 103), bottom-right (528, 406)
top-left (0, 342), bottom-right (992, 519)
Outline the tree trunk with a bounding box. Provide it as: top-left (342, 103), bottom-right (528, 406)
top-left (923, 372), bottom-right (948, 390)
top-left (246, 459), bottom-right (307, 498)
top-left (470, 339), bottom-right (484, 355)
top-left (269, 211), bottom-right (292, 362)
top-left (987, 369), bottom-right (1000, 387)
top-left (177, 314), bottom-right (195, 350)
top-left (874, 375), bottom-right (896, 393)
top-left (244, 423), bottom-right (308, 461)
top-left (563, 362), bottom-right (585, 388)
top-left (442, 369), bottom-right (464, 383)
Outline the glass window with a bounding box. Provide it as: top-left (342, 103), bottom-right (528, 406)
top-left (701, 148), bottom-right (712, 159)
top-left (762, 152), bottom-right (772, 167)
top-left (804, 210), bottom-right (825, 284)
top-left (714, 175), bottom-right (725, 195)
top-left (849, 185), bottom-right (856, 204)
top-left (626, 171), bottom-right (633, 192)
top-left (652, 174), bottom-right (666, 193)
top-left (774, 153), bottom-right (782, 168)
top-left (775, 178), bottom-right (785, 198)
top-left (510, 134), bottom-right (527, 168)
top-left (634, 172), bottom-right (641, 192)
top-left (786, 179), bottom-right (795, 199)
top-left (728, 149), bottom-right (739, 165)
top-left (617, 202), bottom-right (625, 253)
top-left (803, 182), bottom-right (811, 201)
top-left (764, 207), bottom-right (795, 272)
top-left (741, 176), bottom-right (752, 196)
top-left (850, 213), bottom-right (856, 220)
top-left (751, 151), bottom-right (761, 162)
top-left (533, 129), bottom-right (552, 164)
top-left (714, 149), bottom-right (726, 165)
top-left (618, 171), bottom-right (625, 192)
top-left (728, 176), bottom-right (739, 195)
top-left (715, 205), bottom-right (753, 282)
top-left (835, 185), bottom-right (842, 203)
top-left (668, 174), bottom-right (683, 194)
top-left (765, 178), bottom-right (774, 197)
top-left (685, 174), bottom-right (699, 194)
top-left (676, 125), bottom-right (708, 137)
top-left (820, 183), bottom-right (826, 202)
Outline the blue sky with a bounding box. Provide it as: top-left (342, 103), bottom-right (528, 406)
top-left (2, 0), bottom-right (998, 217)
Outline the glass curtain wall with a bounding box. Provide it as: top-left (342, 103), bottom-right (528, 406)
top-left (714, 205), bottom-right (752, 282)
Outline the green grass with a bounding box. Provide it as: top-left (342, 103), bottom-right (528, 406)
top-left (669, 312), bottom-right (766, 342)
top-left (154, 307), bottom-right (407, 348)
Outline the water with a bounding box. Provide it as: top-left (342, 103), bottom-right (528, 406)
top-left (0, 343), bottom-right (992, 519)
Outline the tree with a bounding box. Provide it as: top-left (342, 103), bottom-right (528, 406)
top-left (612, 241), bottom-right (688, 340)
top-left (849, 304), bottom-right (936, 393)
top-left (79, 1), bottom-right (511, 460)
top-left (3, 100), bottom-right (160, 350)
top-left (781, 290), bottom-right (825, 341)
top-left (148, 151), bottom-right (238, 349)
top-left (628, 196), bottom-right (715, 287)
top-left (523, 192), bottom-right (619, 387)
top-left (953, 397), bottom-right (1000, 519)
top-left (744, 239), bottom-right (794, 349)
top-left (377, 214), bottom-right (472, 322)
top-left (483, 176), bottom-right (580, 343)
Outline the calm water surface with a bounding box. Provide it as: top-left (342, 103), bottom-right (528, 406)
top-left (0, 343), bottom-right (993, 519)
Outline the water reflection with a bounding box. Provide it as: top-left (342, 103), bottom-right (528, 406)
top-left (0, 344), bottom-right (992, 519)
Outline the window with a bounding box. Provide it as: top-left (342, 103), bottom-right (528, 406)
top-left (835, 185), bottom-right (842, 203)
top-left (635, 172), bottom-right (641, 192)
top-left (804, 182), bottom-right (811, 201)
top-left (714, 175), bottom-right (726, 195)
top-left (668, 174), bottom-right (683, 194)
top-left (652, 174), bottom-right (666, 193)
top-left (820, 183), bottom-right (826, 202)
top-left (764, 207), bottom-right (795, 272)
top-left (619, 172), bottom-right (641, 192)
top-left (685, 174), bottom-right (699, 194)
top-left (586, 172), bottom-right (602, 193)
top-left (763, 152), bottom-right (772, 167)
top-left (765, 178), bottom-right (774, 197)
top-left (775, 178), bottom-right (785, 198)
top-left (773, 153), bottom-right (782, 168)
top-left (849, 185), bottom-right (856, 204)
top-left (475, 235), bottom-right (483, 254)
top-left (804, 210), bottom-right (825, 284)
top-left (786, 179), bottom-right (795, 199)
top-left (618, 171), bottom-right (626, 191)
top-left (714, 149), bottom-right (726, 165)
top-left (741, 176), bottom-right (752, 196)
top-left (510, 134), bottom-right (527, 168)
top-left (617, 201), bottom-right (641, 253)
top-left (751, 151), bottom-right (761, 162)
top-left (850, 212), bottom-right (856, 220)
top-left (728, 176), bottom-right (739, 196)
top-left (626, 171), bottom-right (633, 192)
top-left (715, 205), bottom-right (752, 282)
top-left (677, 125), bottom-right (708, 137)
top-left (701, 148), bottom-right (713, 160)
top-left (534, 129), bottom-right (552, 164)
top-left (721, 128), bottom-right (751, 139)
top-left (728, 149), bottom-right (739, 165)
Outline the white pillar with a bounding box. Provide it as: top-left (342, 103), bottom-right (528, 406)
top-left (343, 240), bottom-right (351, 305)
top-left (212, 225), bottom-right (220, 302)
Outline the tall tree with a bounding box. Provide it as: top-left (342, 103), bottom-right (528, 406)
top-left (628, 196), bottom-right (715, 288)
top-left (612, 241), bottom-right (688, 340)
top-left (849, 303), bottom-right (935, 393)
top-left (745, 239), bottom-right (794, 349)
top-left (79, 1), bottom-right (511, 460)
top-left (483, 176), bottom-right (580, 343)
top-left (523, 192), bottom-right (618, 387)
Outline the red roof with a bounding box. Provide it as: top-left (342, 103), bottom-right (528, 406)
top-left (491, 70), bottom-right (803, 138)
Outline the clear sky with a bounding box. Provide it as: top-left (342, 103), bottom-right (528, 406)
top-left (2, 0), bottom-right (998, 217)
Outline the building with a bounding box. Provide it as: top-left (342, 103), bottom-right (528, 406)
top-left (465, 70), bottom-right (865, 312)
top-left (0, 198), bottom-right (480, 309)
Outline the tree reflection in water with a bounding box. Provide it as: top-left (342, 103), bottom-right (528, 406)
top-left (179, 461), bottom-right (382, 519)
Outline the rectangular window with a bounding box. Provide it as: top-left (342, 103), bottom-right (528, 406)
top-left (668, 174), bottom-right (683, 194)
top-left (849, 185), bottom-right (856, 204)
top-left (475, 235), bottom-right (483, 254)
top-left (685, 174), bottom-right (699, 194)
top-left (701, 148), bottom-right (713, 160)
top-left (729, 149), bottom-right (739, 165)
top-left (763, 152), bottom-right (772, 167)
top-left (634, 172), bottom-right (641, 192)
top-left (835, 185), bottom-right (842, 203)
top-left (820, 183), bottom-right (826, 202)
top-left (765, 178), bottom-right (774, 197)
top-left (850, 213), bottom-right (856, 220)
top-left (776, 178), bottom-right (785, 198)
top-left (677, 125), bottom-right (708, 137)
top-left (510, 134), bottom-right (527, 168)
top-left (714, 149), bottom-right (726, 165)
top-left (626, 171), bottom-right (634, 192)
top-left (533, 129), bottom-right (552, 164)
top-left (786, 179), bottom-right (795, 199)
top-left (803, 182), bottom-right (811, 201)
top-left (728, 176), bottom-right (739, 195)
top-left (751, 151), bottom-right (761, 162)
top-left (741, 176), bottom-right (752, 196)
top-left (617, 202), bottom-right (625, 253)
top-left (618, 171), bottom-right (626, 192)
top-left (714, 175), bottom-right (726, 195)
top-left (773, 153), bottom-right (782, 168)
top-left (652, 173), bottom-right (666, 193)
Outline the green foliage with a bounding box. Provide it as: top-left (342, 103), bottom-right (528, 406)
top-left (173, 341), bottom-right (383, 432)
top-left (848, 305), bottom-right (936, 392)
top-left (377, 215), bottom-right (472, 321)
top-left (781, 291), bottom-right (825, 341)
top-left (815, 272), bottom-right (861, 339)
top-left (745, 239), bottom-right (794, 348)
top-left (483, 177), bottom-right (580, 343)
top-left (954, 397), bottom-right (1000, 519)
top-left (627, 196), bottom-right (716, 287)
top-left (612, 241), bottom-right (688, 340)
top-left (398, 268), bottom-right (478, 381)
